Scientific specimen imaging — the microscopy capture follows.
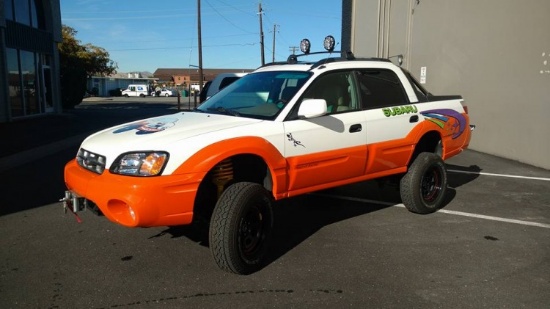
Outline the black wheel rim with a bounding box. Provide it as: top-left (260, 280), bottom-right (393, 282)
top-left (421, 165), bottom-right (442, 203)
top-left (238, 204), bottom-right (266, 259)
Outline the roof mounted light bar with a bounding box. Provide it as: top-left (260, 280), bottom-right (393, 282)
top-left (287, 35), bottom-right (355, 64)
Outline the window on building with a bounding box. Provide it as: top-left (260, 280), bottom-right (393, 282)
top-left (14, 0), bottom-right (31, 26)
top-left (7, 48), bottom-right (41, 118)
top-left (7, 49), bottom-right (23, 117)
top-left (30, 0), bottom-right (44, 29)
top-left (20, 50), bottom-right (39, 115)
top-left (10, 0), bottom-right (43, 28)
top-left (4, 0), bottom-right (14, 20)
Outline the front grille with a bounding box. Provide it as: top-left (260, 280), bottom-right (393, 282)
top-left (76, 148), bottom-right (106, 174)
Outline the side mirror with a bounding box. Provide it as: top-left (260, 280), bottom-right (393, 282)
top-left (297, 99), bottom-right (328, 118)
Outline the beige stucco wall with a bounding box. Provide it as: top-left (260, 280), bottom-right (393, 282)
top-left (343, 0), bottom-right (550, 170)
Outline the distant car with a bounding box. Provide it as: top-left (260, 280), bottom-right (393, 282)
top-left (200, 72), bottom-right (248, 103)
top-left (121, 84), bottom-right (148, 97)
top-left (151, 89), bottom-right (173, 97)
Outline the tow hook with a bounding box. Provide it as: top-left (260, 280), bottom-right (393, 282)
top-left (60, 191), bottom-right (87, 223)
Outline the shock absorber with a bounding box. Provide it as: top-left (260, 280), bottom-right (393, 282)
top-left (212, 158), bottom-right (234, 198)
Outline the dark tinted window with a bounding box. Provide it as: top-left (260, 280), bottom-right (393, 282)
top-left (5, 0), bottom-right (14, 20)
top-left (14, 0), bottom-right (31, 25)
top-left (219, 77), bottom-right (240, 90)
top-left (356, 69), bottom-right (409, 109)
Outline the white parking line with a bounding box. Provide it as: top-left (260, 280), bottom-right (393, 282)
top-left (314, 194), bottom-right (550, 229)
top-left (448, 169), bottom-right (550, 182)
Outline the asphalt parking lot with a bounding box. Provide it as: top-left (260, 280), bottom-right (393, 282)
top-left (0, 98), bottom-right (549, 308)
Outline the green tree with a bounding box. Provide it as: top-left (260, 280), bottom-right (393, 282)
top-left (58, 25), bottom-right (117, 108)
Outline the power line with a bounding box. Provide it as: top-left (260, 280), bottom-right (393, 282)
top-left (204, 0), bottom-right (256, 34)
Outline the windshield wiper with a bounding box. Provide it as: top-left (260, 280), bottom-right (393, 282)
top-left (206, 107), bottom-right (241, 117)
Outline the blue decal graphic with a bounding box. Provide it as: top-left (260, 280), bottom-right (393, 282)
top-left (420, 109), bottom-right (466, 139)
top-left (113, 117), bottom-right (178, 135)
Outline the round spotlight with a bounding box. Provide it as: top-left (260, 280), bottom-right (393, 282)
top-left (300, 39), bottom-right (311, 54)
top-left (323, 35), bottom-right (335, 52)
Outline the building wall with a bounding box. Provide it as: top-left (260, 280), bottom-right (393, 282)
top-left (342, 0), bottom-right (550, 170)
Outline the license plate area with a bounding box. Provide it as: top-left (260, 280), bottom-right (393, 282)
top-left (61, 191), bottom-right (103, 216)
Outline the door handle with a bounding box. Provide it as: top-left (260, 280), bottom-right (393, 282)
top-left (409, 115), bottom-right (419, 123)
top-left (349, 124), bottom-right (362, 133)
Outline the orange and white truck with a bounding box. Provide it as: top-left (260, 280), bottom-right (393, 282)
top-left (62, 37), bottom-right (473, 275)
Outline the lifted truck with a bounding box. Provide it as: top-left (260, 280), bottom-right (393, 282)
top-left (62, 36), bottom-right (473, 275)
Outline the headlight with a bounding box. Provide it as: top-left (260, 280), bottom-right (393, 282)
top-left (76, 148), bottom-right (107, 174)
top-left (110, 152), bottom-right (169, 176)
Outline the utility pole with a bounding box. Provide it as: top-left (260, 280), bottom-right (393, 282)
top-left (197, 0), bottom-right (204, 105)
top-left (272, 24), bottom-right (278, 62)
top-left (258, 2), bottom-right (265, 66)
top-left (289, 46), bottom-right (299, 54)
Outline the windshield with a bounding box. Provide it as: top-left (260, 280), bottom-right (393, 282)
top-left (196, 71), bottom-right (312, 120)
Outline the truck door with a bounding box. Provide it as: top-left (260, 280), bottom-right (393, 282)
top-left (283, 70), bottom-right (367, 193)
top-left (356, 68), bottom-right (420, 174)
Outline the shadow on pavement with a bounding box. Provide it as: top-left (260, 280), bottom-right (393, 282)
top-left (150, 162), bottom-right (484, 273)
top-left (446, 163), bottom-right (482, 188)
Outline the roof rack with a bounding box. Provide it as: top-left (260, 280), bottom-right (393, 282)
top-left (259, 36), bottom-right (401, 69)
top-left (287, 50), bottom-right (355, 64)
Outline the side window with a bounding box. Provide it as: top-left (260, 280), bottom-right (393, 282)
top-left (300, 71), bottom-right (359, 114)
top-left (356, 69), bottom-right (409, 109)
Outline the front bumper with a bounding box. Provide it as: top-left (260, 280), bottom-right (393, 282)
top-left (63, 159), bottom-right (203, 227)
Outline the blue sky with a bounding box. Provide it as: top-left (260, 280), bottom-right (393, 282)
top-left (60, 0), bottom-right (342, 73)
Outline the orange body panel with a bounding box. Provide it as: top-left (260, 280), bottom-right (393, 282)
top-left (442, 113), bottom-right (472, 159)
top-left (65, 160), bottom-right (200, 227)
top-left (172, 137), bottom-right (288, 197)
top-left (286, 145), bottom-right (367, 191)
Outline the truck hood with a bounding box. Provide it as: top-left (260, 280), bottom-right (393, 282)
top-left (81, 112), bottom-right (263, 156)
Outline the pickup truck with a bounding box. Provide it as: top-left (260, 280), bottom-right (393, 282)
top-left (62, 37), bottom-right (473, 275)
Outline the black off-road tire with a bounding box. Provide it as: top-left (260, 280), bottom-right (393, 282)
top-left (209, 182), bottom-right (274, 275)
top-left (400, 152), bottom-right (448, 214)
